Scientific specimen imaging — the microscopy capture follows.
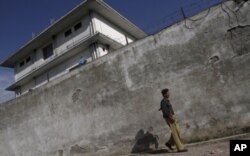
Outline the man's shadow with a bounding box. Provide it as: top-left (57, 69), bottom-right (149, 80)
top-left (131, 127), bottom-right (169, 154)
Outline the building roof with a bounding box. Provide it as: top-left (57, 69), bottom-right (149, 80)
top-left (1, 0), bottom-right (147, 68)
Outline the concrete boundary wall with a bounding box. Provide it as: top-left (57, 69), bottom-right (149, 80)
top-left (0, 1), bottom-right (250, 156)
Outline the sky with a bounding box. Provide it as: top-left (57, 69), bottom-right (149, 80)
top-left (0, 0), bottom-right (222, 103)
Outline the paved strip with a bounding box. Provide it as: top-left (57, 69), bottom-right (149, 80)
top-left (121, 133), bottom-right (250, 156)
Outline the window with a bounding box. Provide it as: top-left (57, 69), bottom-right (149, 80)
top-left (19, 61), bottom-right (24, 67)
top-left (26, 56), bottom-right (31, 63)
top-left (64, 29), bottom-right (72, 37)
top-left (74, 22), bottom-right (82, 31)
top-left (43, 44), bottom-right (53, 60)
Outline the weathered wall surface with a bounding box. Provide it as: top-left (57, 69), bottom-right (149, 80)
top-left (1, 1), bottom-right (250, 156)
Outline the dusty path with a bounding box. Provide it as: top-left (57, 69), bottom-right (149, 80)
top-left (122, 133), bottom-right (250, 156)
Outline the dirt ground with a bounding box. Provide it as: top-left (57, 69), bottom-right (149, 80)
top-left (123, 133), bottom-right (250, 156)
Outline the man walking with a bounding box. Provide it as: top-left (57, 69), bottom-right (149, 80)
top-left (159, 88), bottom-right (188, 152)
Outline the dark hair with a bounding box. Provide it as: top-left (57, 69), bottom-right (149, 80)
top-left (161, 88), bottom-right (169, 95)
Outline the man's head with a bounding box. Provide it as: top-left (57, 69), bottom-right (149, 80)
top-left (161, 88), bottom-right (170, 98)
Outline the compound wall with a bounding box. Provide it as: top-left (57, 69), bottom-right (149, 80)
top-left (0, 1), bottom-right (250, 156)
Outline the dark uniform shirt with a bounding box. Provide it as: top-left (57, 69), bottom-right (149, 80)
top-left (160, 98), bottom-right (175, 119)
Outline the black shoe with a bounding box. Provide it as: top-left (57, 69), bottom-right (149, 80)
top-left (178, 149), bottom-right (188, 152)
top-left (165, 143), bottom-right (174, 150)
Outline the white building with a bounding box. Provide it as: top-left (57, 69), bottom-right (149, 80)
top-left (0, 0), bottom-right (147, 96)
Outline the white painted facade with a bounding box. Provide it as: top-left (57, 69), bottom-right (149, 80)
top-left (93, 13), bottom-right (134, 45)
top-left (54, 16), bottom-right (91, 55)
top-left (1, 0), bottom-right (146, 96)
top-left (14, 16), bottom-right (91, 82)
top-left (16, 46), bottom-right (93, 95)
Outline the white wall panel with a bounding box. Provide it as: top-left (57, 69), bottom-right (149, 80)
top-left (96, 43), bottom-right (108, 57)
top-left (35, 73), bottom-right (48, 89)
top-left (15, 53), bottom-right (36, 81)
top-left (33, 48), bottom-right (92, 90)
top-left (21, 80), bottom-right (35, 94)
top-left (93, 13), bottom-right (135, 45)
top-left (54, 16), bottom-right (90, 55)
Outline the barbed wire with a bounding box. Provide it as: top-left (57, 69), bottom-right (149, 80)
top-left (142, 0), bottom-right (224, 34)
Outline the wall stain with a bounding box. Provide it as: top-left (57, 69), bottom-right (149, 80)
top-left (72, 89), bottom-right (82, 103)
top-left (228, 25), bottom-right (250, 56)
